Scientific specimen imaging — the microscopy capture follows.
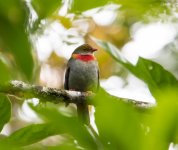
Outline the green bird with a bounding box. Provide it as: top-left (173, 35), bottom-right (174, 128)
top-left (64, 44), bottom-right (99, 124)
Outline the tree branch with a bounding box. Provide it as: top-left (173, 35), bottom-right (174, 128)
top-left (0, 80), bottom-right (154, 109)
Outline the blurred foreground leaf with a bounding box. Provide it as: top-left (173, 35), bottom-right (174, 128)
top-left (0, 0), bottom-right (34, 81)
top-left (95, 39), bottom-right (178, 97)
top-left (0, 123), bottom-right (58, 147)
top-left (31, 103), bottom-right (98, 149)
top-left (142, 89), bottom-right (178, 150)
top-left (46, 145), bottom-right (80, 150)
top-left (94, 89), bottom-right (143, 150)
top-left (32, 0), bottom-right (62, 19)
top-left (70, 0), bottom-right (166, 18)
top-left (0, 102), bottom-right (98, 149)
top-left (114, 0), bottom-right (166, 16)
top-left (0, 94), bottom-right (11, 131)
top-left (0, 60), bottom-right (11, 84)
top-left (31, 0), bottom-right (63, 31)
top-left (70, 0), bottom-right (108, 13)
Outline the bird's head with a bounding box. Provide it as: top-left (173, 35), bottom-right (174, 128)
top-left (72, 44), bottom-right (97, 55)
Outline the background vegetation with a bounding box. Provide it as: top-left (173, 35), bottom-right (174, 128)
top-left (0, 0), bottom-right (178, 149)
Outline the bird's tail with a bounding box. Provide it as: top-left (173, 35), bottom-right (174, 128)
top-left (77, 103), bottom-right (90, 124)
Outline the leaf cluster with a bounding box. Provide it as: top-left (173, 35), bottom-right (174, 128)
top-left (0, 0), bottom-right (177, 150)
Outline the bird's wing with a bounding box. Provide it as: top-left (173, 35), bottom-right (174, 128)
top-left (64, 66), bottom-right (70, 90)
top-left (97, 69), bottom-right (100, 91)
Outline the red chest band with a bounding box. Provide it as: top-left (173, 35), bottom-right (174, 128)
top-left (72, 54), bottom-right (96, 62)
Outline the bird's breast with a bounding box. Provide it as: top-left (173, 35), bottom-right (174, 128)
top-left (68, 59), bottom-right (98, 92)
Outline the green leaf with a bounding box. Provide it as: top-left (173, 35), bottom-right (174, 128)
top-left (69, 0), bottom-right (166, 17)
top-left (0, 94), bottom-right (11, 131)
top-left (0, 0), bottom-right (34, 81)
top-left (70, 0), bottom-right (108, 13)
top-left (142, 89), bottom-right (178, 150)
top-left (126, 58), bottom-right (178, 94)
top-left (47, 144), bottom-right (80, 150)
top-left (30, 103), bottom-right (98, 149)
top-left (94, 38), bottom-right (178, 96)
top-left (0, 123), bottom-right (58, 147)
top-left (114, 0), bottom-right (166, 16)
top-left (0, 60), bottom-right (11, 84)
top-left (32, 0), bottom-right (63, 19)
top-left (94, 89), bottom-right (143, 150)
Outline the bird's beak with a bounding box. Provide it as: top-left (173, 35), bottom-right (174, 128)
top-left (92, 48), bottom-right (97, 52)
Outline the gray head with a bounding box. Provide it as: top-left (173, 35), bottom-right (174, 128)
top-left (73, 44), bottom-right (97, 55)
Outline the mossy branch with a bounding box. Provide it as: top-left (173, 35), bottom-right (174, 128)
top-left (0, 80), bottom-right (154, 109)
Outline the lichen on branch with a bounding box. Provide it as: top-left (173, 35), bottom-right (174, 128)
top-left (0, 80), bottom-right (154, 109)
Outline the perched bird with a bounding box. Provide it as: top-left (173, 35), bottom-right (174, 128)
top-left (64, 44), bottom-right (99, 124)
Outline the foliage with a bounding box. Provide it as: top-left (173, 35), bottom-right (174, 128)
top-left (0, 94), bottom-right (11, 131)
top-left (94, 39), bottom-right (178, 97)
top-left (0, 0), bottom-right (34, 81)
top-left (0, 0), bottom-right (178, 150)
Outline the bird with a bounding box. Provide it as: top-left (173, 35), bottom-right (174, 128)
top-left (64, 44), bottom-right (99, 124)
